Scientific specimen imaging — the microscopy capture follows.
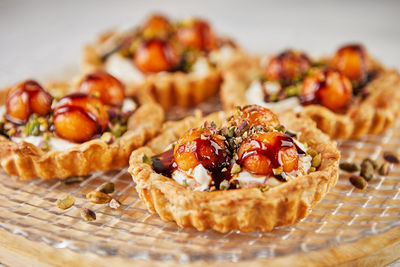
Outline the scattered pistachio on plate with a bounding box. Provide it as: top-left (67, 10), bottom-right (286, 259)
top-left (56, 194), bottom-right (75, 210)
top-left (349, 175), bottom-right (367, 190)
top-left (87, 190), bottom-right (112, 204)
top-left (96, 182), bottom-right (115, 194)
top-left (81, 208), bottom-right (96, 221)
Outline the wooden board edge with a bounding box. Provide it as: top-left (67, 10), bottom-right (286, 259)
top-left (0, 225), bottom-right (399, 267)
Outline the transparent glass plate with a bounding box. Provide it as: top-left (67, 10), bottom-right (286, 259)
top-left (0, 122), bottom-right (399, 264)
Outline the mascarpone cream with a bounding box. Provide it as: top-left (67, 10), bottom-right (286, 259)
top-left (12, 136), bottom-right (77, 151)
top-left (105, 53), bottom-right (144, 84)
top-left (172, 164), bottom-right (212, 191)
top-left (246, 80), bottom-right (303, 113)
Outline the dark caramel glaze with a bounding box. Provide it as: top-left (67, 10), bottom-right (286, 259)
top-left (152, 149), bottom-right (176, 178)
top-left (152, 133), bottom-right (232, 189)
top-left (78, 71), bottom-right (125, 107)
top-left (239, 135), bottom-right (294, 169)
top-left (334, 44), bottom-right (368, 83)
top-left (53, 106), bottom-right (101, 134)
top-left (238, 134), bottom-right (299, 182)
top-left (6, 80), bottom-right (52, 124)
top-left (266, 50), bottom-right (312, 86)
top-left (151, 147), bottom-right (232, 189)
top-left (176, 138), bottom-right (229, 172)
top-left (299, 68), bottom-right (352, 111)
top-left (152, 130), bottom-right (305, 188)
top-left (134, 38), bottom-right (180, 73)
top-left (176, 19), bottom-right (217, 53)
top-left (53, 92), bottom-right (108, 135)
top-left (55, 92), bottom-right (91, 106)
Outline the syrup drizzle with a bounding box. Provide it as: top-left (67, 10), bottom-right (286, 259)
top-left (53, 93), bottom-right (103, 133)
top-left (152, 137), bottom-right (231, 189)
top-left (151, 149), bottom-right (175, 177)
top-left (53, 106), bottom-right (102, 134)
top-left (5, 80), bottom-right (52, 124)
top-left (274, 50), bottom-right (311, 86)
top-left (152, 133), bottom-right (303, 187)
top-left (299, 69), bottom-right (350, 107)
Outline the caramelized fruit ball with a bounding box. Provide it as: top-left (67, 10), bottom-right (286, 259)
top-left (176, 19), bottom-right (217, 52)
top-left (78, 71), bottom-right (125, 106)
top-left (134, 39), bottom-right (180, 73)
top-left (332, 44), bottom-right (371, 83)
top-left (237, 132), bottom-right (299, 176)
top-left (6, 80), bottom-right (52, 124)
top-left (229, 105), bottom-right (280, 129)
top-left (174, 127), bottom-right (230, 172)
top-left (53, 93), bottom-right (109, 142)
top-left (265, 50), bottom-right (312, 84)
top-left (141, 14), bottom-right (171, 38)
top-left (300, 69), bottom-right (353, 111)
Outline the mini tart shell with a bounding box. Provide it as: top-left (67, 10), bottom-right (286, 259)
top-left (220, 56), bottom-right (400, 139)
top-left (128, 111), bottom-right (339, 233)
top-left (82, 29), bottom-right (244, 110)
top-left (0, 84), bottom-right (164, 179)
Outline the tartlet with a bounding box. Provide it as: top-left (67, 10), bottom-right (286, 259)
top-left (83, 14), bottom-right (242, 110)
top-left (221, 44), bottom-right (400, 139)
top-left (128, 105), bottom-right (339, 232)
top-left (0, 71), bottom-right (164, 179)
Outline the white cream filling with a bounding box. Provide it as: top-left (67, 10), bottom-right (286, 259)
top-left (209, 45), bottom-right (235, 66)
top-left (297, 154), bottom-right (312, 176)
top-left (121, 98), bottom-right (137, 113)
top-left (233, 154), bottom-right (312, 189)
top-left (12, 136), bottom-right (77, 151)
top-left (105, 53), bottom-right (212, 82)
top-left (190, 57), bottom-right (211, 78)
top-left (105, 53), bottom-right (144, 84)
top-left (0, 106), bottom-right (6, 121)
top-left (235, 171), bottom-right (267, 188)
top-left (234, 170), bottom-right (284, 188)
top-left (171, 170), bottom-right (197, 189)
top-left (172, 164), bottom-right (212, 191)
top-left (246, 80), bottom-right (303, 113)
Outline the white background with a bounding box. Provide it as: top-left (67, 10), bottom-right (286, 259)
top-left (0, 0), bottom-right (400, 86)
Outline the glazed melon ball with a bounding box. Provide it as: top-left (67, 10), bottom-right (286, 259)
top-left (265, 50), bottom-right (312, 84)
top-left (176, 18), bottom-right (217, 52)
top-left (141, 13), bottom-right (171, 39)
top-left (237, 132), bottom-right (299, 176)
top-left (53, 93), bottom-right (109, 143)
top-left (173, 127), bottom-right (230, 172)
top-left (300, 69), bottom-right (353, 111)
top-left (134, 39), bottom-right (180, 73)
top-left (332, 44), bottom-right (372, 83)
top-left (229, 105), bottom-right (280, 130)
top-left (6, 80), bottom-right (52, 124)
top-left (78, 71), bottom-right (125, 106)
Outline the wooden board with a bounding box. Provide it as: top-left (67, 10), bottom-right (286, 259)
top-left (0, 225), bottom-right (399, 266)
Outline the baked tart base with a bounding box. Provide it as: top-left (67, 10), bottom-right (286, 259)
top-left (128, 111), bottom-right (339, 233)
top-left (0, 83), bottom-right (164, 180)
top-left (83, 28), bottom-right (245, 110)
top-left (221, 56), bottom-right (400, 139)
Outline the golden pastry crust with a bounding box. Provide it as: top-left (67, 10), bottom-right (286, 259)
top-left (128, 111), bottom-right (339, 233)
top-left (220, 56), bottom-right (400, 139)
top-left (0, 83), bottom-right (164, 179)
top-left (82, 29), bottom-right (245, 110)
top-left (126, 69), bottom-right (221, 110)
